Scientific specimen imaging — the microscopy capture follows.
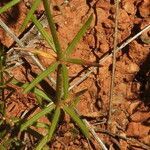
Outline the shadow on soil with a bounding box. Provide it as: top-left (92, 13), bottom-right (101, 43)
top-left (135, 52), bottom-right (150, 105)
top-left (0, 0), bottom-right (20, 26)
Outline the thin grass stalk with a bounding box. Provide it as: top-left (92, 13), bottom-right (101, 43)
top-left (42, 0), bottom-right (63, 59)
top-left (108, 0), bottom-right (119, 126)
top-left (56, 64), bottom-right (63, 104)
top-left (0, 0), bottom-right (20, 14)
top-left (42, 0), bottom-right (64, 105)
top-left (20, 0), bottom-right (41, 31)
top-left (0, 18), bottom-right (56, 86)
top-left (31, 15), bottom-right (56, 52)
top-left (0, 47), bottom-right (5, 116)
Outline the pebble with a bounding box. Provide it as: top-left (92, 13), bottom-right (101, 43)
top-left (122, 0), bottom-right (135, 15)
top-left (130, 112), bottom-right (150, 122)
top-left (127, 122), bottom-right (150, 137)
top-left (138, 0), bottom-right (150, 17)
top-left (127, 63), bottom-right (139, 74)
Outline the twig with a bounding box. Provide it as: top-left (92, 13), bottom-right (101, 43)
top-left (0, 18), bottom-right (56, 87)
top-left (84, 119), bottom-right (108, 150)
top-left (69, 24), bottom-right (150, 90)
top-left (96, 129), bottom-right (150, 150)
top-left (108, 0), bottom-right (119, 126)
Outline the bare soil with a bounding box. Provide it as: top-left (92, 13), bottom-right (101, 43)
top-left (0, 0), bottom-right (150, 149)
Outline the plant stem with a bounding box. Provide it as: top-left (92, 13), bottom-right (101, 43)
top-left (42, 0), bottom-right (64, 105)
top-left (56, 64), bottom-right (63, 104)
top-left (108, 0), bottom-right (119, 126)
top-left (42, 0), bottom-right (63, 59)
top-left (0, 47), bottom-right (5, 116)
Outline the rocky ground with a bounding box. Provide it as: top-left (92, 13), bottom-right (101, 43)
top-left (0, 0), bottom-right (150, 149)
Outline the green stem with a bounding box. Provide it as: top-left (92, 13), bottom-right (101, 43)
top-left (0, 47), bottom-right (5, 116)
top-left (56, 64), bottom-right (63, 104)
top-left (42, 0), bottom-right (63, 59)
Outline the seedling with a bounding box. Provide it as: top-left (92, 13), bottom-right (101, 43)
top-left (0, 0), bottom-right (100, 149)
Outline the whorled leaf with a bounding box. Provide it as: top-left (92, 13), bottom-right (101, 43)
top-left (35, 107), bottom-right (61, 150)
top-left (32, 15), bottom-right (56, 52)
top-left (20, 0), bottom-right (41, 31)
top-left (61, 64), bottom-right (69, 100)
top-left (20, 102), bottom-right (55, 131)
top-left (63, 105), bottom-right (89, 138)
top-left (0, 0), bottom-right (20, 14)
top-left (64, 14), bottom-right (93, 57)
top-left (23, 62), bottom-right (59, 94)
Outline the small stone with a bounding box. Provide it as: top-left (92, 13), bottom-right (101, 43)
top-left (53, 142), bottom-right (61, 149)
top-left (127, 101), bottom-right (141, 115)
top-left (64, 132), bottom-right (72, 137)
top-left (69, 141), bottom-right (73, 145)
top-left (140, 135), bottom-right (150, 145)
top-left (127, 63), bottom-right (139, 74)
top-left (102, 19), bottom-right (114, 28)
top-left (74, 139), bottom-right (80, 145)
top-left (120, 140), bottom-right (128, 150)
top-left (82, 140), bottom-right (89, 149)
top-left (138, 0), bottom-right (150, 18)
top-left (122, 0), bottom-right (135, 15)
top-left (100, 43), bottom-right (109, 53)
top-left (127, 122), bottom-right (150, 137)
top-left (130, 112), bottom-right (150, 122)
top-left (118, 9), bottom-right (131, 30)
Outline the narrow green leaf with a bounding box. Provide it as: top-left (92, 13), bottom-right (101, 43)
top-left (33, 88), bottom-right (52, 102)
top-left (70, 97), bottom-right (80, 108)
top-left (23, 62), bottom-right (59, 94)
top-left (66, 58), bottom-right (100, 67)
top-left (0, 0), bottom-right (20, 14)
top-left (75, 89), bottom-right (88, 97)
top-left (65, 58), bottom-right (86, 65)
top-left (48, 107), bottom-right (60, 139)
top-left (35, 134), bottom-right (48, 150)
top-left (20, 0), bottom-right (41, 31)
top-left (0, 144), bottom-right (6, 150)
top-left (11, 78), bottom-right (52, 101)
top-left (70, 89), bottom-right (88, 108)
top-left (31, 15), bottom-right (56, 52)
top-left (43, 0), bottom-right (63, 59)
top-left (61, 64), bottom-right (69, 100)
top-left (35, 94), bottom-right (43, 105)
top-left (56, 64), bottom-right (63, 101)
top-left (63, 106), bottom-right (89, 138)
top-left (20, 102), bottom-right (55, 131)
top-left (64, 14), bottom-right (93, 57)
top-left (35, 107), bottom-right (61, 150)
top-left (34, 122), bottom-right (49, 129)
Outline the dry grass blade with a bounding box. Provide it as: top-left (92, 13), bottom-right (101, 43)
top-left (84, 120), bottom-right (108, 150)
top-left (108, 0), bottom-right (119, 126)
top-left (14, 47), bottom-right (57, 60)
top-left (0, 18), bottom-right (56, 86)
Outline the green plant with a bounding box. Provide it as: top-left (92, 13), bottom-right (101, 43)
top-left (0, 45), bottom-right (23, 149)
top-left (20, 0), bottom-right (99, 148)
top-left (0, 0), bottom-right (100, 149)
top-left (0, 0), bottom-right (20, 14)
